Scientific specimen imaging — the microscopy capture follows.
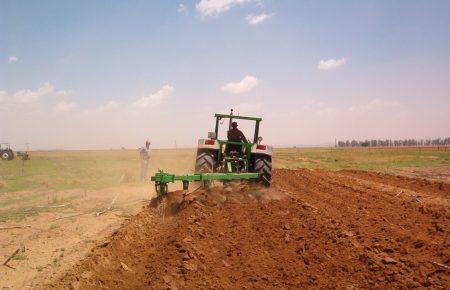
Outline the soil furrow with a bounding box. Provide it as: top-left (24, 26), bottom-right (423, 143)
top-left (47, 169), bottom-right (450, 289)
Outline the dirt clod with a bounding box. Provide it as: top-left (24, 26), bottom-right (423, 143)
top-left (120, 262), bottom-right (131, 271)
top-left (381, 257), bottom-right (398, 265)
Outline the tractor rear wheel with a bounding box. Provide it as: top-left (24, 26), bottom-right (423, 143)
top-left (195, 150), bottom-right (215, 173)
top-left (1, 151), bottom-right (12, 160)
top-left (254, 156), bottom-right (272, 186)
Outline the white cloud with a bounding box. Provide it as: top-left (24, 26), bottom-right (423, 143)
top-left (318, 58), bottom-right (347, 70)
top-left (178, 3), bottom-right (188, 14)
top-left (196, 0), bottom-right (253, 16)
top-left (349, 98), bottom-right (400, 112)
top-left (0, 83), bottom-right (78, 116)
top-left (56, 90), bottom-right (72, 97)
top-left (8, 56), bottom-right (18, 63)
top-left (0, 83), bottom-right (75, 106)
top-left (133, 84), bottom-right (174, 108)
top-left (53, 101), bottom-right (77, 113)
top-left (14, 82), bottom-right (54, 103)
top-left (246, 12), bottom-right (273, 25)
top-left (222, 75), bottom-right (259, 94)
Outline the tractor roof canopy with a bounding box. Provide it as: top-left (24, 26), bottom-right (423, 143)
top-left (214, 113), bottom-right (262, 122)
top-left (213, 110), bottom-right (262, 143)
top-left (0, 143), bottom-right (11, 149)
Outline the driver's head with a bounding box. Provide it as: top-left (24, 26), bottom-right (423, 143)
top-left (231, 121), bottom-right (238, 129)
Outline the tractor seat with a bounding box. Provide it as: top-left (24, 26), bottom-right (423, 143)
top-left (225, 143), bottom-right (244, 157)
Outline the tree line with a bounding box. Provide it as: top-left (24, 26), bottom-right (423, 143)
top-left (336, 138), bottom-right (450, 147)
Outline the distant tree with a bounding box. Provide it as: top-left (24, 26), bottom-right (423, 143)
top-left (336, 137), bottom-right (449, 148)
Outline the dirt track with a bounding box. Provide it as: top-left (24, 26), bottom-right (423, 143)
top-left (49, 169), bottom-right (449, 289)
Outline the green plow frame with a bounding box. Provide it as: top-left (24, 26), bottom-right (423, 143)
top-left (150, 170), bottom-right (259, 196)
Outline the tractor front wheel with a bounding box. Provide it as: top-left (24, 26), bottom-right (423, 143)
top-left (195, 150), bottom-right (215, 173)
top-left (254, 156), bottom-right (272, 186)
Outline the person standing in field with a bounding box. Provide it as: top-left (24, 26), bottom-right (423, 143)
top-left (140, 140), bottom-right (151, 181)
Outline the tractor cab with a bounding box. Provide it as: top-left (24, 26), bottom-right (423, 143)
top-left (211, 110), bottom-right (261, 168)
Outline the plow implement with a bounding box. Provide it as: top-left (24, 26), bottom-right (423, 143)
top-left (151, 170), bottom-right (259, 196)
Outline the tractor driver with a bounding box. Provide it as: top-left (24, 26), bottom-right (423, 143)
top-left (226, 121), bottom-right (247, 155)
top-left (227, 121), bottom-right (248, 143)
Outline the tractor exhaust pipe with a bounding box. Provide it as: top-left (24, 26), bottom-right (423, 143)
top-left (229, 108), bottom-right (233, 130)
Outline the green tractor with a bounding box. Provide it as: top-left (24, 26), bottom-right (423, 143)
top-left (194, 109), bottom-right (272, 186)
top-left (150, 110), bottom-right (272, 200)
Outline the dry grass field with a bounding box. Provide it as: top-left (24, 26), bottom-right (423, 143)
top-left (1, 147), bottom-right (448, 195)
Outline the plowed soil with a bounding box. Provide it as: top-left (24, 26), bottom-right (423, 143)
top-left (48, 169), bottom-right (449, 289)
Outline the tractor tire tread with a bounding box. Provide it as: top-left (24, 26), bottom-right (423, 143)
top-left (254, 156), bottom-right (272, 186)
top-left (195, 150), bottom-right (215, 173)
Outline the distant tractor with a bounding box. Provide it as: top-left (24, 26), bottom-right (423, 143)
top-left (0, 143), bottom-right (14, 160)
top-left (195, 109), bottom-right (273, 186)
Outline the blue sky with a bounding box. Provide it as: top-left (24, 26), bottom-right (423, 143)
top-left (1, 0), bottom-right (449, 149)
